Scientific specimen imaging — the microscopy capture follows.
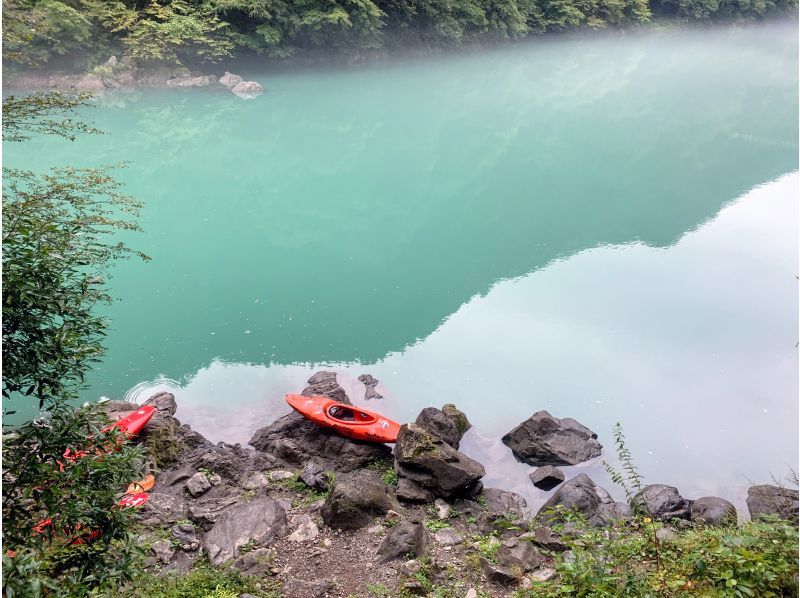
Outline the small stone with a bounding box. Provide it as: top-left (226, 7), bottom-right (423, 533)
top-left (151, 539), bottom-right (175, 564)
top-left (529, 466), bottom-right (566, 491)
top-left (323, 538), bottom-right (332, 547)
top-left (171, 523), bottom-right (199, 551)
top-left (308, 547), bottom-right (327, 558)
top-left (270, 470), bottom-right (294, 481)
top-left (530, 567), bottom-right (557, 582)
top-left (299, 462), bottom-right (329, 492)
top-left (465, 589), bottom-right (478, 598)
top-left (185, 472), bottom-right (211, 497)
top-left (288, 514), bottom-right (319, 542)
top-left (386, 509), bottom-right (402, 521)
top-left (480, 557), bottom-right (518, 586)
top-left (435, 498), bottom-right (451, 519)
top-left (434, 528), bottom-right (464, 546)
top-left (208, 473), bottom-right (222, 486)
top-left (243, 472), bottom-right (270, 490)
top-left (367, 524), bottom-right (385, 535)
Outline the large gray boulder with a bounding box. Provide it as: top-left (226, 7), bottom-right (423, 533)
top-left (393, 423), bottom-right (485, 500)
top-left (375, 521), bottom-right (430, 563)
top-left (502, 411), bottom-right (602, 466)
top-left (747, 485), bottom-right (799, 522)
top-left (690, 497), bottom-right (737, 526)
top-left (632, 485), bottom-right (691, 522)
top-left (538, 474), bottom-right (630, 526)
top-left (249, 372), bottom-right (391, 471)
top-left (321, 470), bottom-right (400, 530)
top-left (498, 536), bottom-right (546, 572)
top-left (203, 499), bottom-right (288, 566)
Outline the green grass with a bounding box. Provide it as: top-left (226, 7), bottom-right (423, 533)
top-left (123, 560), bottom-right (280, 598)
top-left (367, 458), bottom-right (398, 486)
top-left (520, 515), bottom-right (799, 597)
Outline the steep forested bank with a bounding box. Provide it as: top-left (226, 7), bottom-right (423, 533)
top-left (3, 0), bottom-right (797, 73)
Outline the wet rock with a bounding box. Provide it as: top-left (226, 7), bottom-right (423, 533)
top-left (288, 514), bottom-right (320, 542)
top-left (299, 462), bottom-right (329, 492)
top-left (502, 410), bottom-right (602, 466)
top-left (396, 477), bottom-right (435, 502)
top-left (415, 408), bottom-right (460, 448)
top-left (143, 391), bottom-right (177, 416)
top-left (690, 496), bottom-right (737, 526)
top-left (358, 374), bottom-right (383, 400)
top-left (321, 470), bottom-right (400, 530)
top-left (166, 75), bottom-right (213, 88)
top-left (538, 474), bottom-right (630, 526)
top-left (498, 536), bottom-right (546, 572)
top-left (151, 539), bottom-right (175, 564)
top-left (434, 528), bottom-right (464, 546)
top-left (480, 557), bottom-right (518, 586)
top-left (393, 423), bottom-right (485, 499)
top-left (231, 81), bottom-right (263, 99)
top-left (218, 71), bottom-right (243, 88)
top-left (375, 521), bottom-right (430, 563)
top-left (231, 547), bottom-right (275, 577)
top-left (171, 523), bottom-right (200, 551)
top-left (442, 404), bottom-right (471, 436)
top-left (747, 485), bottom-right (799, 522)
top-left (529, 466), bottom-right (565, 491)
top-left (632, 485), bottom-right (691, 522)
top-left (186, 472), bottom-right (211, 497)
top-left (250, 372), bottom-right (391, 471)
top-left (75, 74), bottom-right (105, 93)
top-left (202, 498), bottom-right (288, 566)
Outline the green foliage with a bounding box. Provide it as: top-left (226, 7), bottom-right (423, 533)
top-left (521, 515), bottom-right (799, 597)
top-left (2, 92), bottom-right (147, 409)
top-left (2, 164), bottom-right (148, 408)
top-left (367, 457), bottom-right (397, 486)
top-left (11, 0), bottom-right (794, 70)
top-left (2, 405), bottom-right (147, 597)
top-left (122, 559), bottom-right (279, 597)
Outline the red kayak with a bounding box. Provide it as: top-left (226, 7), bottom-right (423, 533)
top-left (62, 405), bottom-right (156, 463)
top-left (285, 394), bottom-right (401, 443)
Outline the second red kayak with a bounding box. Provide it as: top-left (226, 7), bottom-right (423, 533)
top-left (285, 394), bottom-right (401, 443)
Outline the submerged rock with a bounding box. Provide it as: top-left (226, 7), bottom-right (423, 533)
top-left (218, 71), bottom-right (244, 88)
top-left (358, 374), bottom-right (383, 400)
top-left (502, 410), bottom-right (602, 466)
top-left (231, 81), bottom-right (263, 99)
top-left (747, 485), bottom-right (799, 522)
top-left (393, 423), bottom-right (485, 500)
top-left (166, 75), bottom-right (213, 88)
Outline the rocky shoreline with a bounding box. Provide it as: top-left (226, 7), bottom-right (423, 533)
top-left (6, 56), bottom-right (264, 99)
top-left (112, 371), bottom-right (799, 597)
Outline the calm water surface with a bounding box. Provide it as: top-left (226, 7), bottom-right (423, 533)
top-left (7, 22), bottom-right (798, 512)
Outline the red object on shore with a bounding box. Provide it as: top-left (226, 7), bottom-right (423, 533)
top-left (285, 394), bottom-right (401, 443)
top-left (102, 405), bottom-right (157, 436)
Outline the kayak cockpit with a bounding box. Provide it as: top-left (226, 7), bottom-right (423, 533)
top-left (327, 405), bottom-right (376, 424)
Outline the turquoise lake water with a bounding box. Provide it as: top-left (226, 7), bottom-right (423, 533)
top-left (6, 21), bottom-right (798, 511)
